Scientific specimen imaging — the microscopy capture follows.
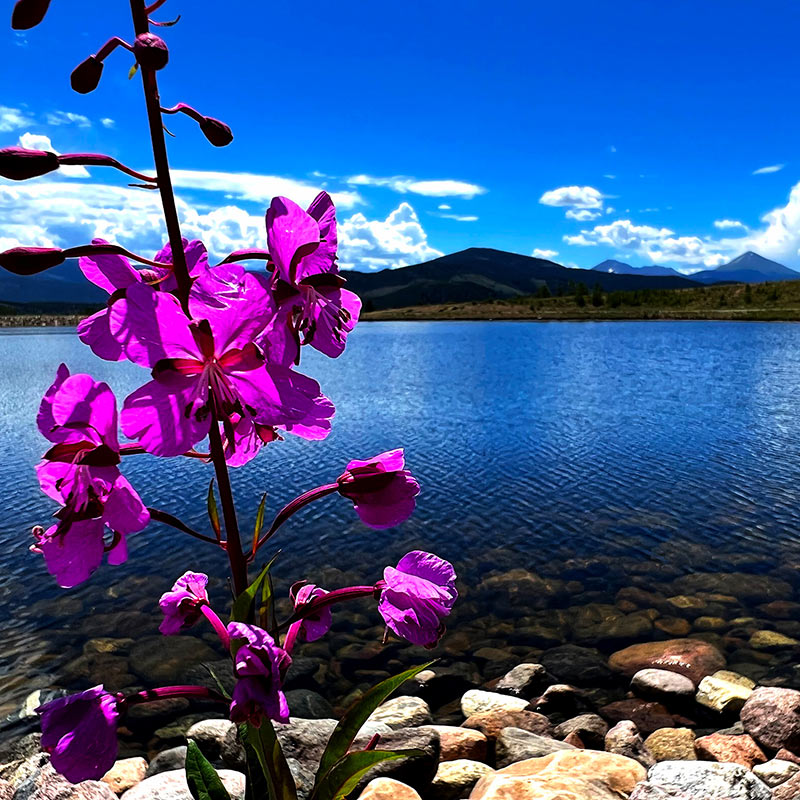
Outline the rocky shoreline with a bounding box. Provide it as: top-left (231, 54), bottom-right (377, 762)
top-left (4, 635), bottom-right (800, 799)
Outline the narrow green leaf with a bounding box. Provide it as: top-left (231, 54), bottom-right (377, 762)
top-left (312, 750), bottom-right (415, 800)
top-left (251, 492), bottom-right (267, 556)
top-left (201, 663), bottom-right (231, 700)
top-left (314, 662), bottom-right (434, 786)
top-left (185, 741), bottom-right (232, 800)
top-left (241, 722), bottom-right (297, 800)
top-left (230, 551), bottom-right (280, 624)
top-left (259, 569), bottom-right (275, 633)
top-left (128, 62), bottom-right (139, 80)
top-left (207, 479), bottom-right (222, 541)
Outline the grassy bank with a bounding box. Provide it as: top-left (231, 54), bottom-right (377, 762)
top-left (362, 280), bottom-right (800, 322)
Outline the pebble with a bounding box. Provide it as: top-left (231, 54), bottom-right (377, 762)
top-left (696, 670), bottom-right (755, 714)
top-left (101, 759), bottom-right (148, 795)
top-left (145, 747), bottom-right (186, 778)
top-left (495, 728), bottom-right (575, 768)
top-left (460, 689), bottom-right (529, 717)
top-left (630, 668), bottom-right (695, 703)
top-left (368, 696), bottom-right (433, 729)
top-left (608, 638), bottom-right (726, 685)
top-left (462, 710), bottom-right (553, 741)
top-left (741, 687), bottom-right (800, 751)
top-left (643, 727), bottom-right (697, 762)
top-left (553, 714), bottom-right (608, 749)
top-left (748, 630), bottom-right (800, 651)
top-left (185, 719), bottom-right (236, 762)
top-left (418, 725), bottom-right (487, 762)
top-left (120, 769), bottom-right (245, 800)
top-left (604, 721), bottom-right (656, 768)
top-left (428, 759), bottom-right (494, 800)
top-left (495, 663), bottom-right (548, 698)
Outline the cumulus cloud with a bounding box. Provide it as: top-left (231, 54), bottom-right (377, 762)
top-left (346, 174), bottom-right (486, 198)
top-left (532, 248), bottom-right (558, 259)
top-left (18, 133), bottom-right (89, 178)
top-left (0, 105), bottom-right (34, 132)
top-left (540, 185), bottom-right (604, 210)
top-left (565, 208), bottom-right (601, 221)
top-left (339, 202), bottom-right (442, 270)
top-left (100, 118), bottom-right (115, 128)
top-left (753, 164), bottom-right (784, 175)
top-left (714, 219), bottom-right (747, 231)
top-left (46, 111), bottom-right (91, 128)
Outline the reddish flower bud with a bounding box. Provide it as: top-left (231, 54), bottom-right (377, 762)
top-left (11, 0), bottom-right (51, 30)
top-left (133, 33), bottom-right (169, 71)
top-left (71, 56), bottom-right (104, 94)
top-left (0, 147), bottom-right (59, 181)
top-left (0, 247), bottom-right (65, 275)
top-left (199, 117), bottom-right (233, 147)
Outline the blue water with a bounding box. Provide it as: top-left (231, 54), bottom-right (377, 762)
top-left (3, 320), bottom-right (800, 710)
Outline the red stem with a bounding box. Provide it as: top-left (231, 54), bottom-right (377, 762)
top-left (201, 603), bottom-right (231, 649)
top-left (121, 684), bottom-right (226, 708)
top-left (58, 154), bottom-right (156, 183)
top-left (147, 507), bottom-right (220, 545)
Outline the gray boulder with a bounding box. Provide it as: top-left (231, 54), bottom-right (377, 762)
top-left (495, 728), bottom-right (575, 768)
top-left (630, 761), bottom-right (772, 800)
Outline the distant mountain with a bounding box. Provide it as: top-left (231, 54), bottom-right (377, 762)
top-left (692, 252), bottom-right (800, 284)
top-left (343, 248), bottom-right (701, 310)
top-left (0, 259), bottom-right (105, 305)
top-left (592, 259), bottom-right (686, 279)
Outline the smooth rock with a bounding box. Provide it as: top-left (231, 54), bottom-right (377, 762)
top-left (532, 684), bottom-right (592, 716)
top-left (630, 761), bottom-right (771, 800)
top-left (101, 759), bottom-right (148, 795)
top-left (631, 669), bottom-right (695, 703)
top-left (644, 728), bottom-right (697, 762)
top-left (368, 696), bottom-right (433, 729)
top-left (145, 748), bottom-right (186, 778)
top-left (776, 748), bottom-right (800, 765)
top-left (186, 719), bottom-right (236, 762)
top-left (284, 689), bottom-right (334, 720)
top-left (495, 729), bottom-right (575, 769)
top-left (605, 721), bottom-right (656, 769)
top-left (741, 687), bottom-right (800, 751)
top-left (419, 726), bottom-right (488, 762)
top-left (694, 733), bottom-right (767, 769)
top-left (753, 759), bottom-right (800, 788)
top-left (749, 630), bottom-right (800, 651)
top-left (429, 759), bottom-right (494, 800)
top-left (353, 728), bottom-right (440, 794)
top-left (554, 714), bottom-right (608, 749)
top-left (461, 690), bottom-right (529, 717)
top-left (14, 762), bottom-right (117, 800)
top-left (121, 769), bottom-right (245, 800)
top-left (470, 750), bottom-right (647, 799)
top-left (599, 700), bottom-right (678, 735)
top-left (608, 639), bottom-right (726, 685)
top-left (539, 645), bottom-right (614, 687)
top-left (357, 777), bottom-right (422, 800)
top-left (495, 664), bottom-right (549, 699)
top-left (695, 670), bottom-right (755, 714)
top-left (462, 711), bottom-right (553, 742)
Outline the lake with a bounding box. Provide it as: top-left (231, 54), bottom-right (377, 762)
top-left (3, 320), bottom-right (800, 725)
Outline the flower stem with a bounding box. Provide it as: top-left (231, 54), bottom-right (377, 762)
top-left (121, 684), bottom-right (226, 708)
top-left (147, 507), bottom-right (220, 545)
top-left (129, 0), bottom-right (191, 310)
top-left (201, 603), bottom-right (231, 649)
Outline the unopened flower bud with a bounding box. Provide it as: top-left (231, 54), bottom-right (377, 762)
top-left (199, 117), bottom-right (233, 147)
top-left (11, 0), bottom-right (51, 30)
top-left (0, 147), bottom-right (59, 180)
top-left (71, 56), bottom-right (104, 94)
top-left (0, 247), bottom-right (65, 275)
top-left (133, 33), bottom-right (169, 71)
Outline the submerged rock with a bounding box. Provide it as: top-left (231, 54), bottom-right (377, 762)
top-left (696, 670), bottom-right (755, 714)
top-left (605, 721), bottom-right (656, 769)
top-left (460, 690), bottom-right (529, 717)
top-left (608, 638), bottom-right (726, 685)
top-left (694, 733), bottom-right (767, 769)
top-left (644, 728), bottom-right (697, 762)
top-left (428, 759), bottom-right (494, 800)
top-left (631, 669), bottom-right (695, 704)
top-left (741, 687), bottom-right (800, 751)
top-left (121, 769), bottom-right (245, 800)
top-left (495, 728), bottom-right (575, 768)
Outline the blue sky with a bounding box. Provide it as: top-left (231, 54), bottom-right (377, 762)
top-left (3, 0), bottom-right (800, 273)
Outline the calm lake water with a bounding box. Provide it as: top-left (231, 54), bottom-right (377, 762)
top-left (3, 320), bottom-right (800, 722)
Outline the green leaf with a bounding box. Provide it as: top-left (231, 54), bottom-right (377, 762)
top-left (241, 722), bottom-right (297, 800)
top-left (314, 662), bottom-right (434, 787)
top-left (251, 492), bottom-right (267, 555)
top-left (185, 741), bottom-right (232, 800)
top-left (230, 551), bottom-right (280, 624)
top-left (259, 567), bottom-right (275, 633)
top-left (207, 479), bottom-right (221, 541)
top-left (312, 750), bottom-right (416, 800)
top-left (128, 62), bottom-right (139, 80)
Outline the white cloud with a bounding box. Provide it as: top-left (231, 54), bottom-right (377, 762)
top-left (17, 133), bottom-right (89, 178)
top-left (436, 213), bottom-right (478, 222)
top-left (604, 174), bottom-right (616, 180)
top-left (714, 219), bottom-right (747, 231)
top-left (753, 164), bottom-right (784, 175)
top-left (339, 202), bottom-right (442, 270)
top-left (346, 174), bottom-right (486, 198)
top-left (609, 145), bottom-right (617, 153)
top-left (540, 185), bottom-right (604, 210)
top-left (169, 169), bottom-right (362, 209)
top-left (438, 204), bottom-right (451, 210)
top-left (565, 208), bottom-right (601, 221)
top-left (532, 248), bottom-right (558, 259)
top-left (101, 118), bottom-right (115, 128)
top-left (0, 105), bottom-right (34, 132)
top-left (46, 111), bottom-right (91, 128)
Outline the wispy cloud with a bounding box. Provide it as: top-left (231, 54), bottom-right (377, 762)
top-left (753, 164), bottom-right (784, 175)
top-left (100, 118), bottom-right (115, 129)
top-left (346, 174), bottom-right (486, 199)
top-left (46, 111), bottom-right (91, 128)
top-left (566, 208), bottom-right (601, 221)
top-left (434, 212), bottom-right (478, 222)
top-left (714, 219), bottom-right (747, 231)
top-left (0, 105), bottom-right (34, 132)
top-left (532, 248), bottom-right (558, 259)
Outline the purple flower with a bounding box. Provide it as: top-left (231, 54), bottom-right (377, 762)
top-left (378, 551), bottom-right (457, 648)
top-left (291, 583), bottom-right (332, 642)
top-left (34, 366), bottom-right (149, 587)
top-left (262, 192), bottom-right (360, 363)
top-left (159, 571), bottom-right (209, 635)
top-left (37, 686), bottom-right (119, 783)
top-left (337, 449), bottom-right (420, 529)
top-left (227, 622), bottom-right (290, 726)
top-left (110, 264), bottom-right (334, 462)
top-left (77, 237), bottom-right (208, 361)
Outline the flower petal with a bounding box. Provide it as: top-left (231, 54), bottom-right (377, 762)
top-left (266, 196), bottom-right (320, 284)
top-left (77, 309), bottom-right (126, 362)
top-left (79, 239), bottom-right (141, 295)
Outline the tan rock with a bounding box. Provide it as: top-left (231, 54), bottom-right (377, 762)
top-left (644, 727), bottom-right (697, 761)
top-left (461, 690), bottom-right (529, 717)
top-left (695, 733), bottom-right (767, 769)
top-left (696, 670), bottom-right (755, 713)
top-left (430, 760), bottom-right (494, 800)
top-left (608, 638), bottom-right (725, 685)
top-left (655, 617), bottom-right (692, 636)
top-left (102, 758), bottom-right (148, 795)
top-left (462, 710), bottom-right (552, 742)
top-left (358, 777), bottom-right (422, 800)
top-left (420, 726), bottom-right (488, 762)
top-left (749, 630), bottom-right (800, 651)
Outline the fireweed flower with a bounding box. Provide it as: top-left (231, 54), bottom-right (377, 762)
top-left (159, 571), bottom-right (209, 634)
top-left (283, 583), bottom-right (332, 654)
top-left (111, 264), bottom-right (334, 462)
top-left (34, 365), bottom-right (149, 587)
top-left (77, 237), bottom-right (209, 361)
top-left (228, 622), bottom-right (291, 726)
top-left (337, 449), bottom-right (420, 529)
top-left (37, 686), bottom-right (120, 783)
top-left (261, 192), bottom-right (361, 364)
top-left (378, 551), bottom-right (458, 648)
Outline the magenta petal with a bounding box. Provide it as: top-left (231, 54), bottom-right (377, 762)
top-left (396, 550), bottom-right (456, 587)
top-left (102, 474), bottom-right (150, 534)
top-left (36, 460), bottom-right (71, 502)
top-left (79, 240), bottom-right (142, 294)
top-left (36, 363), bottom-right (70, 441)
top-left (121, 377), bottom-right (209, 457)
top-left (296, 191), bottom-right (338, 281)
top-left (346, 449), bottom-right (406, 474)
top-left (77, 309), bottom-right (126, 362)
top-left (350, 473), bottom-right (419, 528)
top-left (223, 416), bottom-right (263, 467)
top-left (266, 196), bottom-right (321, 284)
top-left (305, 286), bottom-right (361, 359)
top-left (38, 520), bottom-right (105, 588)
top-left (50, 373), bottom-right (118, 449)
top-left (258, 300), bottom-right (300, 367)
